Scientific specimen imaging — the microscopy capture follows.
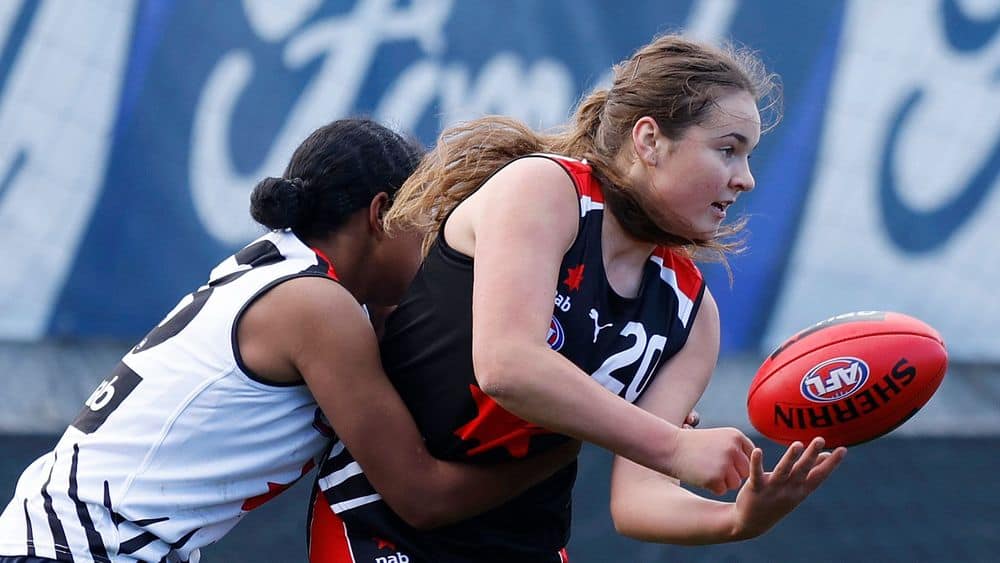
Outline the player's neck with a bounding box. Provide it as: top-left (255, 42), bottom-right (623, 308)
top-left (601, 211), bottom-right (655, 298)
top-left (305, 218), bottom-right (375, 303)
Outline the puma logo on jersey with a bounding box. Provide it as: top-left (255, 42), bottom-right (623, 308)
top-left (589, 308), bottom-right (613, 343)
top-left (554, 293), bottom-right (572, 312)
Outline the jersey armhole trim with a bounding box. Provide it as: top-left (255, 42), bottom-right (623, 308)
top-left (676, 280), bottom-right (708, 350)
top-left (231, 272), bottom-right (346, 388)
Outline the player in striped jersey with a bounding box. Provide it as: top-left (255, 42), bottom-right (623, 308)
top-left (0, 119), bottom-right (576, 563)
top-left (310, 36), bottom-right (846, 561)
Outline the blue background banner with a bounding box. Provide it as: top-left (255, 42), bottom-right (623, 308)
top-left (0, 0), bottom-right (997, 361)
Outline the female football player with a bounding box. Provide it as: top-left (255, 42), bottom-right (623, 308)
top-left (310, 36), bottom-right (846, 562)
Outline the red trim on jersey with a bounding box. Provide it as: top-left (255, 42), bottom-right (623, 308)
top-left (545, 155), bottom-right (604, 203)
top-left (309, 490), bottom-right (355, 562)
top-left (559, 547), bottom-right (570, 562)
top-left (241, 458), bottom-right (315, 511)
top-left (310, 246), bottom-right (340, 280)
top-left (652, 247), bottom-right (704, 302)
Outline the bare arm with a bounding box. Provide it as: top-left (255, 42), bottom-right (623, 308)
top-left (453, 157), bottom-right (750, 493)
top-left (239, 276), bottom-right (579, 530)
top-left (609, 290), bottom-right (738, 542)
top-left (609, 291), bottom-right (846, 544)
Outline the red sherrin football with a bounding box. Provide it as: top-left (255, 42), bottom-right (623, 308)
top-left (748, 311), bottom-right (948, 448)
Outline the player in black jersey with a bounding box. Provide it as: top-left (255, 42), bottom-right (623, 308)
top-left (310, 36), bottom-right (846, 561)
top-left (0, 119), bottom-right (575, 563)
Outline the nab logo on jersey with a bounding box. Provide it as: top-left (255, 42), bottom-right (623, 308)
top-left (72, 362), bottom-right (143, 434)
top-left (800, 357), bottom-right (870, 403)
top-left (547, 316), bottom-right (565, 351)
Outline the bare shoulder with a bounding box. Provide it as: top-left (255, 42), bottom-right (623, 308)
top-left (237, 275), bottom-right (368, 383)
top-left (257, 275), bottom-right (364, 332)
top-left (481, 157), bottom-right (578, 221)
top-left (448, 155), bottom-right (581, 255)
top-left (480, 156), bottom-right (578, 203)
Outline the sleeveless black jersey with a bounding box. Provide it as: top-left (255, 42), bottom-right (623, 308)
top-left (311, 155), bottom-right (706, 563)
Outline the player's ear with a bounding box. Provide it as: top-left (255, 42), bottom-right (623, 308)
top-left (631, 116), bottom-right (662, 167)
top-left (367, 192), bottom-right (390, 238)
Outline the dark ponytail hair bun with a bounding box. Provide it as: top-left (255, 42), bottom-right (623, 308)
top-left (249, 118), bottom-right (424, 241)
top-left (249, 176), bottom-right (307, 231)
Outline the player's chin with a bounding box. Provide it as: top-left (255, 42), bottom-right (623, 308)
top-left (689, 213), bottom-right (725, 235)
top-left (688, 222), bottom-right (722, 241)
top-left (651, 214), bottom-right (717, 243)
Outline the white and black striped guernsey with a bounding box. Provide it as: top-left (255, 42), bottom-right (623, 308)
top-left (0, 230), bottom-right (338, 563)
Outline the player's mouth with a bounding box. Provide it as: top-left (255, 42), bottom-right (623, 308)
top-left (710, 200), bottom-right (733, 218)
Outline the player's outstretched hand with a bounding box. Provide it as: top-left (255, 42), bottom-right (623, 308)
top-left (731, 437), bottom-right (847, 539)
top-left (671, 427), bottom-right (755, 495)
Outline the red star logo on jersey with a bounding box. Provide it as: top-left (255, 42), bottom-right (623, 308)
top-left (563, 264), bottom-right (585, 291)
top-left (241, 459), bottom-right (315, 511)
top-left (453, 385), bottom-right (549, 458)
top-left (374, 537), bottom-right (396, 550)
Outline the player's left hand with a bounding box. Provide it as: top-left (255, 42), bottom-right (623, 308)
top-left (730, 437), bottom-right (846, 539)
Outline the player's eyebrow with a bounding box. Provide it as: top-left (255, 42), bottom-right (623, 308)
top-left (717, 132), bottom-right (757, 150)
top-left (717, 132), bottom-right (748, 145)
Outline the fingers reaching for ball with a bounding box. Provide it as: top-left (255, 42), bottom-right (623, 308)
top-left (770, 441), bottom-right (804, 480)
top-left (790, 437), bottom-right (825, 480)
top-left (772, 437), bottom-right (846, 491)
top-left (805, 444), bottom-right (847, 488)
top-left (730, 437), bottom-right (848, 540)
top-left (747, 447), bottom-right (765, 490)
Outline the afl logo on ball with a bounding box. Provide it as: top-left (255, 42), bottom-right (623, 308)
top-left (800, 357), bottom-right (870, 403)
top-left (547, 316), bottom-right (565, 351)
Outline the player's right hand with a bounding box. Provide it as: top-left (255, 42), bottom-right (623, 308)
top-left (729, 437), bottom-right (846, 539)
top-left (670, 427), bottom-right (755, 495)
